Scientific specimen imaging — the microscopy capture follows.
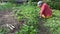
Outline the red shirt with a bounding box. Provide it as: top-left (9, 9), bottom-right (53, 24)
top-left (40, 3), bottom-right (52, 17)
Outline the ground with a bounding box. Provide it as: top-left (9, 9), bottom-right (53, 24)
top-left (0, 9), bottom-right (20, 34)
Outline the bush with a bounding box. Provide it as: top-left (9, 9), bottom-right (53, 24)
top-left (47, 2), bottom-right (60, 10)
top-left (42, 0), bottom-right (60, 10)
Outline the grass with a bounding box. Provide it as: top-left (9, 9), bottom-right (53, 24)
top-left (0, 2), bottom-right (16, 11)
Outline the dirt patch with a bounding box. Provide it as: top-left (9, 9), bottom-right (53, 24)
top-left (0, 9), bottom-right (21, 34)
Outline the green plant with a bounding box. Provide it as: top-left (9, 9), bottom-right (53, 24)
top-left (15, 24), bottom-right (38, 34)
top-left (0, 26), bottom-right (10, 34)
top-left (14, 4), bottom-right (40, 34)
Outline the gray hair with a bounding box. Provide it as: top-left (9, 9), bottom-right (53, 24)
top-left (37, 1), bottom-right (43, 6)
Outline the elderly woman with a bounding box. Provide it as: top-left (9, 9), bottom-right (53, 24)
top-left (37, 1), bottom-right (52, 18)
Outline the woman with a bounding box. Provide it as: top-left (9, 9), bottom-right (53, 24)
top-left (37, 1), bottom-right (52, 18)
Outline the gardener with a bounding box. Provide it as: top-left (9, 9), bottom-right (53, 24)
top-left (37, 1), bottom-right (52, 18)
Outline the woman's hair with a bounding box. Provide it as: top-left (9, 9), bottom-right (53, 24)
top-left (37, 1), bottom-right (44, 6)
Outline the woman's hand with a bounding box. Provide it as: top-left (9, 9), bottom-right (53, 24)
top-left (41, 14), bottom-right (45, 18)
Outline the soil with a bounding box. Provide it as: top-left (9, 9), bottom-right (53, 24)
top-left (0, 9), bottom-right (21, 34)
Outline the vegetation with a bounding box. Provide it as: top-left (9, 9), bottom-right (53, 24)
top-left (0, 0), bottom-right (60, 34)
top-left (14, 3), bottom-right (60, 34)
top-left (13, 3), bottom-right (40, 34)
top-left (47, 2), bottom-right (60, 10)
